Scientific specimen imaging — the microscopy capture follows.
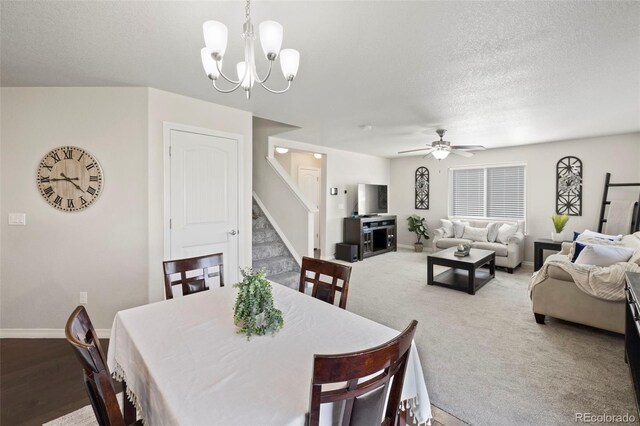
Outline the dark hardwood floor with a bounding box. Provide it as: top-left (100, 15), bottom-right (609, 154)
top-left (0, 338), bottom-right (120, 425)
top-left (1, 339), bottom-right (465, 426)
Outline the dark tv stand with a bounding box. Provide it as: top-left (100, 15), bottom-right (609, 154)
top-left (343, 215), bottom-right (397, 260)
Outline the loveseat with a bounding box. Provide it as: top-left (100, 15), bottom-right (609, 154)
top-left (432, 219), bottom-right (525, 272)
top-left (530, 232), bottom-right (640, 333)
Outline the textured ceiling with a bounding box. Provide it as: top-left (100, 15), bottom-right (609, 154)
top-left (2, 1), bottom-right (639, 157)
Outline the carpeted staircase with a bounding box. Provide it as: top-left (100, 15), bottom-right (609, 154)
top-left (252, 199), bottom-right (300, 289)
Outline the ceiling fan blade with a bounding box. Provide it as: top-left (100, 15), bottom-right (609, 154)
top-left (451, 149), bottom-right (474, 158)
top-left (397, 147), bottom-right (435, 154)
top-left (451, 145), bottom-right (486, 151)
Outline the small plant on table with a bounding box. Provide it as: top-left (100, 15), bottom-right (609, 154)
top-left (233, 268), bottom-right (284, 339)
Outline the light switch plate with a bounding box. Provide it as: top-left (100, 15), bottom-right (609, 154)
top-left (8, 213), bottom-right (26, 226)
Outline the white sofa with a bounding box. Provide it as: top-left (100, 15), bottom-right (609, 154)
top-left (432, 219), bottom-right (525, 273)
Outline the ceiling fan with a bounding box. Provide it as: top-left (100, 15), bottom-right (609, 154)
top-left (397, 129), bottom-right (486, 160)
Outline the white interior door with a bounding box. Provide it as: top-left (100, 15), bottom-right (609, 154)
top-left (298, 167), bottom-right (321, 249)
top-left (169, 128), bottom-right (239, 283)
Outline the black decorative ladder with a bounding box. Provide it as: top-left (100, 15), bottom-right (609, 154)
top-left (597, 172), bottom-right (640, 234)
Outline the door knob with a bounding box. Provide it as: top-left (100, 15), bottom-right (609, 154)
top-left (228, 230), bottom-right (237, 236)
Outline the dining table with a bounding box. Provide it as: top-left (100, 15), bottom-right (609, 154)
top-left (107, 283), bottom-right (432, 425)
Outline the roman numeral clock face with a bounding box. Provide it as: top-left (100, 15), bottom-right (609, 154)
top-left (37, 146), bottom-right (103, 212)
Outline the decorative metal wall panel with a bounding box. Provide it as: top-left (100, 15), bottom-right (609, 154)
top-left (415, 167), bottom-right (429, 210)
top-left (556, 156), bottom-right (583, 216)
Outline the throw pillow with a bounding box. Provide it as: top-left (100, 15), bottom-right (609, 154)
top-left (581, 229), bottom-right (623, 241)
top-left (440, 219), bottom-right (454, 238)
top-left (574, 244), bottom-right (635, 267)
top-left (452, 220), bottom-right (469, 239)
top-left (568, 238), bottom-right (622, 261)
top-left (571, 242), bottom-right (588, 262)
top-left (462, 226), bottom-right (488, 242)
top-left (497, 223), bottom-right (518, 244)
top-left (486, 222), bottom-right (500, 242)
top-left (573, 231), bottom-right (581, 241)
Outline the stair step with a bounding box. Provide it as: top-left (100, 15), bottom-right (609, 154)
top-left (252, 241), bottom-right (286, 261)
top-left (252, 228), bottom-right (278, 243)
top-left (268, 271), bottom-right (301, 291)
top-left (253, 256), bottom-right (298, 277)
top-left (252, 216), bottom-right (270, 230)
top-left (252, 203), bottom-right (262, 216)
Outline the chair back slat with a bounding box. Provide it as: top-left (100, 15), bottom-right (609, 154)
top-left (65, 306), bottom-right (127, 426)
top-left (162, 253), bottom-right (224, 299)
top-left (308, 320), bottom-right (418, 426)
top-left (299, 257), bottom-right (352, 309)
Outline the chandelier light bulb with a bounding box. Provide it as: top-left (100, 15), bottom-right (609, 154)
top-left (236, 61), bottom-right (254, 90)
top-left (203, 21), bottom-right (228, 59)
top-left (200, 48), bottom-right (221, 79)
top-left (275, 147), bottom-right (289, 154)
top-left (280, 49), bottom-right (300, 80)
top-left (259, 21), bottom-right (283, 60)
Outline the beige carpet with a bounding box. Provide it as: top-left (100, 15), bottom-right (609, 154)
top-left (342, 248), bottom-right (638, 426)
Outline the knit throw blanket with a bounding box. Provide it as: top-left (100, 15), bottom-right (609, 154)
top-left (529, 254), bottom-right (640, 302)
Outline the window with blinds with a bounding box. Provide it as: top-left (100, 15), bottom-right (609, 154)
top-left (449, 165), bottom-right (526, 220)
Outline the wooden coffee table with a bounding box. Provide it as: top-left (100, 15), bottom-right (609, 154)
top-left (427, 247), bottom-right (496, 295)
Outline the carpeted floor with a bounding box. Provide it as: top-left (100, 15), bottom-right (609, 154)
top-left (342, 248), bottom-right (638, 426)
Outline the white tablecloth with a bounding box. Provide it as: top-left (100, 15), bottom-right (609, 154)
top-left (107, 284), bottom-right (431, 425)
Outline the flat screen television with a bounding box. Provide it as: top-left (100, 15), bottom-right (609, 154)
top-left (357, 184), bottom-right (388, 215)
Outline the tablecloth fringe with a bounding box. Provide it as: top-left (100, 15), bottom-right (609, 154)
top-left (400, 396), bottom-right (432, 426)
top-left (111, 361), bottom-right (146, 424)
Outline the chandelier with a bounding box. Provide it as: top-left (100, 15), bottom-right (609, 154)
top-left (200, 0), bottom-right (300, 99)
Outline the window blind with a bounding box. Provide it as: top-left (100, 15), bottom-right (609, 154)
top-left (450, 165), bottom-right (526, 220)
top-left (451, 168), bottom-right (485, 217)
top-left (486, 166), bottom-right (525, 219)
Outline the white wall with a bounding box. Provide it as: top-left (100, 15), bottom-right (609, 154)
top-left (275, 151), bottom-right (322, 183)
top-left (1, 87), bottom-right (149, 330)
top-left (267, 136), bottom-right (391, 258)
top-left (253, 118), bottom-right (315, 260)
top-left (390, 133), bottom-right (640, 261)
top-left (0, 87), bottom-right (253, 332)
top-left (147, 88), bottom-right (252, 303)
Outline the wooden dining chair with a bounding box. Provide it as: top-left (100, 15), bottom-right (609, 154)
top-left (162, 253), bottom-right (224, 299)
top-left (65, 306), bottom-right (141, 426)
top-left (298, 256), bottom-right (352, 309)
top-left (307, 320), bottom-right (418, 426)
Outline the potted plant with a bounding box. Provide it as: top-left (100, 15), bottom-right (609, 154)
top-left (407, 215), bottom-right (429, 252)
top-left (551, 213), bottom-right (569, 242)
top-left (233, 268), bottom-right (284, 339)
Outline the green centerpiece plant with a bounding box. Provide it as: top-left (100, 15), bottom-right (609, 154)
top-left (233, 268), bottom-right (284, 339)
top-left (551, 213), bottom-right (569, 242)
top-left (407, 215), bottom-right (430, 252)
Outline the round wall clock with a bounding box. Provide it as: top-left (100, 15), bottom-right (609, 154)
top-left (37, 146), bottom-right (103, 212)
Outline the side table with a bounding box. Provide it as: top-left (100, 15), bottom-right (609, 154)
top-left (534, 239), bottom-right (564, 272)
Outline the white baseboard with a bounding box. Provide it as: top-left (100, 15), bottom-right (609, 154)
top-left (1, 328), bottom-right (111, 339)
top-left (522, 261), bottom-right (534, 267)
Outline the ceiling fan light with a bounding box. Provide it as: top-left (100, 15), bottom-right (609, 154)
top-left (259, 21), bottom-right (283, 60)
top-left (203, 21), bottom-right (228, 59)
top-left (432, 148), bottom-right (450, 160)
top-left (280, 49), bottom-right (300, 81)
